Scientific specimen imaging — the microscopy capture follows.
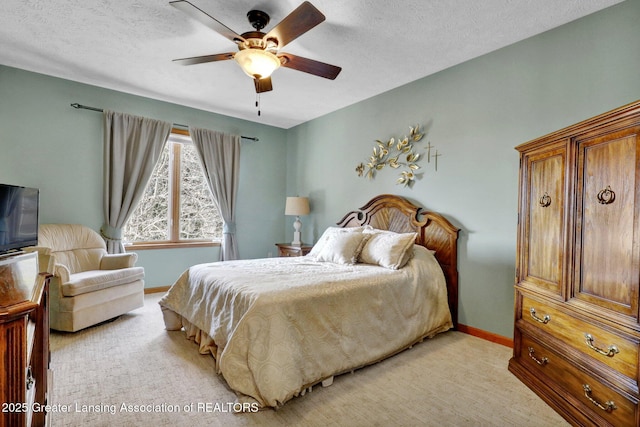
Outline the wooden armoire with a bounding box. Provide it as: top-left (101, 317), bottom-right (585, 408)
top-left (0, 252), bottom-right (51, 427)
top-left (509, 100), bottom-right (640, 427)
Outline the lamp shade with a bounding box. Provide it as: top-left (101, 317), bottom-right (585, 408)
top-left (234, 48), bottom-right (281, 79)
top-left (285, 197), bottom-right (310, 216)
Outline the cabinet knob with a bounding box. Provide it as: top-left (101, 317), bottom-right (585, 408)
top-left (538, 192), bottom-right (551, 207)
top-left (597, 185), bottom-right (615, 205)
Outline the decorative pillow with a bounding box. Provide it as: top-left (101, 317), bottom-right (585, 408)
top-left (359, 229), bottom-right (417, 269)
top-left (307, 226), bottom-right (364, 259)
top-left (313, 231), bottom-right (369, 265)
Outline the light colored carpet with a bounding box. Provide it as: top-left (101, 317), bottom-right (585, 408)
top-left (49, 293), bottom-right (568, 427)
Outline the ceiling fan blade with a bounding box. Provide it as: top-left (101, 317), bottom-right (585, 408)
top-left (173, 52), bottom-right (235, 66)
top-left (264, 1), bottom-right (325, 49)
top-left (279, 54), bottom-right (341, 80)
top-left (254, 77), bottom-right (273, 93)
top-left (170, 0), bottom-right (244, 44)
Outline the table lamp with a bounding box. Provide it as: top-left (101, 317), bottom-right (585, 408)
top-left (285, 196), bottom-right (310, 245)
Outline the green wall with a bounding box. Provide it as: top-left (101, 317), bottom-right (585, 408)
top-left (1, 0), bottom-right (638, 339)
top-left (0, 65), bottom-right (288, 286)
top-left (285, 0), bottom-right (640, 337)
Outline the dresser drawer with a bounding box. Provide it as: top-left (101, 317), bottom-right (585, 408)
top-left (520, 333), bottom-right (638, 427)
top-left (520, 294), bottom-right (639, 383)
top-left (276, 244), bottom-right (313, 257)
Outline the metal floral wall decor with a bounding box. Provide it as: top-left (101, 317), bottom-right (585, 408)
top-left (355, 124), bottom-right (439, 187)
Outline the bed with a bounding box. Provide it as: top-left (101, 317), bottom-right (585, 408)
top-left (159, 194), bottom-right (459, 408)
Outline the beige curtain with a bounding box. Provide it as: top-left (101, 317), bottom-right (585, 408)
top-left (102, 110), bottom-right (171, 253)
top-left (190, 127), bottom-right (241, 261)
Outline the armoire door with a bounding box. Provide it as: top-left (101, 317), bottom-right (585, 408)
top-left (518, 141), bottom-right (569, 298)
top-left (573, 126), bottom-right (640, 322)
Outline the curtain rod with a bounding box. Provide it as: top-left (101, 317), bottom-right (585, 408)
top-left (70, 103), bottom-right (259, 142)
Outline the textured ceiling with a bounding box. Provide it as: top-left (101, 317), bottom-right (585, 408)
top-left (0, 0), bottom-right (624, 129)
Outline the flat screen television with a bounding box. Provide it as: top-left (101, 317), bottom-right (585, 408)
top-left (0, 183), bottom-right (39, 255)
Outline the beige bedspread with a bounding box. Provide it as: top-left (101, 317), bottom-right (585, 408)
top-left (158, 245), bottom-right (452, 408)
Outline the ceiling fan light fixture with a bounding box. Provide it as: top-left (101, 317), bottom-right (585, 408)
top-left (234, 48), bottom-right (281, 80)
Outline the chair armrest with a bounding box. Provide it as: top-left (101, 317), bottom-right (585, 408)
top-left (53, 263), bottom-right (71, 284)
top-left (100, 253), bottom-right (138, 270)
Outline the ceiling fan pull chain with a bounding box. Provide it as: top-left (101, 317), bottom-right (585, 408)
top-left (256, 93), bottom-right (261, 116)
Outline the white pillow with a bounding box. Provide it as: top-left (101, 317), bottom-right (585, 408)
top-left (308, 226), bottom-right (364, 259)
top-left (359, 229), bottom-right (417, 269)
top-left (314, 231), bottom-right (369, 265)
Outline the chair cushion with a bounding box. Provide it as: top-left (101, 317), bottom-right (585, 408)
top-left (54, 248), bottom-right (106, 274)
top-left (39, 224), bottom-right (108, 273)
top-left (39, 224), bottom-right (107, 252)
top-left (61, 267), bottom-right (145, 297)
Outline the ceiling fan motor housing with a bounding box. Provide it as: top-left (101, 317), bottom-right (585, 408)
top-left (247, 10), bottom-right (270, 31)
top-left (240, 10), bottom-right (278, 52)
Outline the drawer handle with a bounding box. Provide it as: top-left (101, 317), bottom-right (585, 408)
top-left (527, 347), bottom-right (548, 366)
top-left (582, 384), bottom-right (617, 412)
top-left (26, 366), bottom-right (34, 390)
top-left (530, 307), bottom-right (550, 324)
top-left (584, 333), bottom-right (619, 357)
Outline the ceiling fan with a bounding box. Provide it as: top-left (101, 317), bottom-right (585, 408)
top-left (170, 0), bottom-right (342, 95)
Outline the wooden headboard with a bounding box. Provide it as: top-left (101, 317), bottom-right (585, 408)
top-left (336, 194), bottom-right (460, 328)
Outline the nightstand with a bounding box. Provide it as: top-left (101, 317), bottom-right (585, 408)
top-left (275, 243), bottom-right (313, 257)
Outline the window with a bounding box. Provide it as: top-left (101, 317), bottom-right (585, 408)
top-left (123, 130), bottom-right (222, 249)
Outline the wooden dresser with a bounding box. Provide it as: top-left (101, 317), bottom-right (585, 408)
top-left (0, 252), bottom-right (51, 427)
top-left (509, 100), bottom-right (640, 426)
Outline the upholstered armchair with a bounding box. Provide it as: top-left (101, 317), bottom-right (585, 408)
top-left (29, 224), bottom-right (145, 332)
